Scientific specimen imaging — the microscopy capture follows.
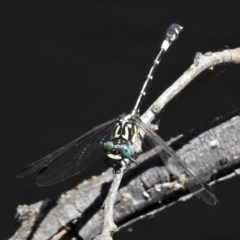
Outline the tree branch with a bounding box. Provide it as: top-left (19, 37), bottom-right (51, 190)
top-left (94, 167), bottom-right (125, 240)
top-left (10, 48), bottom-right (240, 240)
top-left (141, 48), bottom-right (240, 124)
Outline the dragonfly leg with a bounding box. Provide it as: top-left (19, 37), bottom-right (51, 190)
top-left (128, 157), bottom-right (138, 166)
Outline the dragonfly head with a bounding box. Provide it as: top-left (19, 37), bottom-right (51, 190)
top-left (103, 141), bottom-right (114, 151)
top-left (103, 141), bottom-right (133, 159)
top-left (118, 144), bottom-right (132, 158)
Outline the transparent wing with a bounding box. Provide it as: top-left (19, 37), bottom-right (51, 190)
top-left (134, 117), bottom-right (218, 205)
top-left (17, 117), bottom-right (118, 186)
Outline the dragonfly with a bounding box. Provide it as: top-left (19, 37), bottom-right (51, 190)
top-left (17, 24), bottom-right (218, 205)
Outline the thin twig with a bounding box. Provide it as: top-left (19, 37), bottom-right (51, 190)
top-left (141, 48), bottom-right (240, 124)
top-left (94, 167), bottom-right (125, 240)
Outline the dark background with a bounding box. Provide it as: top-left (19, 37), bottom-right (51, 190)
top-left (1, 0), bottom-right (240, 239)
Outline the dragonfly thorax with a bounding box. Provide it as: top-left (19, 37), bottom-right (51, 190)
top-left (111, 115), bottom-right (139, 144)
top-left (103, 115), bottom-right (138, 167)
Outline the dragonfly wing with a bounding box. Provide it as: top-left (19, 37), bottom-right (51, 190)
top-left (17, 117), bottom-right (118, 186)
top-left (134, 117), bottom-right (218, 205)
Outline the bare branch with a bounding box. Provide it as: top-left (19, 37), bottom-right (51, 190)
top-left (141, 48), bottom-right (240, 124)
top-left (94, 167), bottom-right (125, 240)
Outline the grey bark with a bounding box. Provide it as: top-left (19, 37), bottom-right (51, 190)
top-left (10, 113), bottom-right (240, 240)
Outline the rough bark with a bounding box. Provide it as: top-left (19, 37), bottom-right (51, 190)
top-left (10, 112), bottom-right (240, 240)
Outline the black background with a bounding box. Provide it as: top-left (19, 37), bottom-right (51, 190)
top-left (1, 0), bottom-right (240, 239)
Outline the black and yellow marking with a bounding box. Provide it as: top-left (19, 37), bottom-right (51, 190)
top-left (112, 115), bottom-right (139, 144)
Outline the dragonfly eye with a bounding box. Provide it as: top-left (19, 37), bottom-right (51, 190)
top-left (103, 141), bottom-right (114, 151)
top-left (118, 145), bottom-right (132, 158)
